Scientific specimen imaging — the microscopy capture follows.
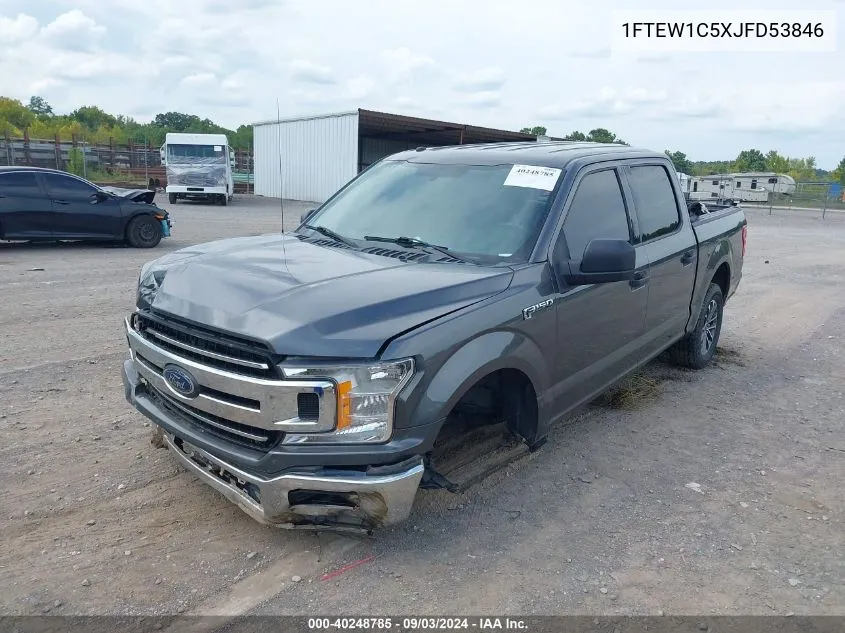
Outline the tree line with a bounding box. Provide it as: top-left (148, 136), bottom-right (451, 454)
top-left (0, 95), bottom-right (253, 149)
top-left (522, 124), bottom-right (844, 185)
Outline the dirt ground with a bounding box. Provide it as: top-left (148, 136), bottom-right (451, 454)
top-left (1, 196), bottom-right (843, 618)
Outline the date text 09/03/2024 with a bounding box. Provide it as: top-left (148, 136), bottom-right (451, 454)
top-left (308, 617), bottom-right (528, 631)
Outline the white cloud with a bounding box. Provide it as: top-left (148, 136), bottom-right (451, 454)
top-left (569, 47), bottom-right (612, 59)
top-left (453, 67), bottom-right (506, 93)
top-left (540, 87), bottom-right (666, 119)
top-left (0, 0), bottom-right (843, 167)
top-left (288, 59), bottom-right (336, 85)
top-left (381, 47), bottom-right (439, 80)
top-left (464, 91), bottom-right (502, 109)
top-left (180, 73), bottom-right (217, 87)
top-left (0, 13), bottom-right (38, 43)
top-left (40, 10), bottom-right (105, 40)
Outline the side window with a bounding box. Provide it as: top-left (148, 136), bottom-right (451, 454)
top-left (43, 173), bottom-right (96, 198)
top-left (561, 169), bottom-right (631, 259)
top-left (627, 165), bottom-right (681, 243)
top-left (0, 171), bottom-right (41, 196)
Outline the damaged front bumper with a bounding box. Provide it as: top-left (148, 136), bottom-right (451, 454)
top-left (122, 360), bottom-right (424, 531)
top-left (163, 431), bottom-right (424, 532)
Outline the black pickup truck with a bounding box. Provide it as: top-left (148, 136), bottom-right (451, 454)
top-left (121, 141), bottom-right (747, 531)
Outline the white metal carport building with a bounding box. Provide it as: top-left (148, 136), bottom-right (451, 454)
top-left (252, 109), bottom-right (541, 203)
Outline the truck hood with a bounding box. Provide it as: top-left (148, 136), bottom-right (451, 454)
top-left (145, 234), bottom-right (513, 358)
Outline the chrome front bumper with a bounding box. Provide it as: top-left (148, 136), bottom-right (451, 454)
top-left (163, 432), bottom-right (424, 531)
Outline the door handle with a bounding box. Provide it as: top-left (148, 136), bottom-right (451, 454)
top-left (52, 200), bottom-right (70, 205)
top-left (680, 250), bottom-right (695, 266)
top-left (629, 270), bottom-right (649, 289)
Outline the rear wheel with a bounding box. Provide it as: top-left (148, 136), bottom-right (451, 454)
top-left (168, 193), bottom-right (177, 204)
top-left (668, 282), bottom-right (724, 370)
top-left (126, 215), bottom-right (162, 248)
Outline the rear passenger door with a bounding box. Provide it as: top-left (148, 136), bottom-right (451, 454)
top-left (621, 162), bottom-right (697, 352)
top-left (550, 166), bottom-right (650, 416)
top-left (0, 171), bottom-right (53, 239)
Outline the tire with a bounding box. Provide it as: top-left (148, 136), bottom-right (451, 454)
top-left (168, 193), bottom-right (177, 204)
top-left (126, 215), bottom-right (162, 248)
top-left (668, 282), bottom-right (724, 370)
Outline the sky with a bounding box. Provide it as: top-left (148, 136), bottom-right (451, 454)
top-left (0, 0), bottom-right (843, 168)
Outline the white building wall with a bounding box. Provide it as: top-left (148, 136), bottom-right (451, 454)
top-left (253, 112), bottom-right (359, 203)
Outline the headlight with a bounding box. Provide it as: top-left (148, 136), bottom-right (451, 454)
top-left (281, 358), bottom-right (414, 444)
top-left (137, 266), bottom-right (166, 311)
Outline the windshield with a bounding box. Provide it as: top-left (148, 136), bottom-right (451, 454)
top-left (306, 160), bottom-right (560, 263)
top-left (166, 143), bottom-right (226, 166)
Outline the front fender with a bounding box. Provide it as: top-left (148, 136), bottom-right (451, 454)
top-left (401, 330), bottom-right (551, 433)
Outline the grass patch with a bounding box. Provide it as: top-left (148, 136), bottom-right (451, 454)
top-left (714, 346), bottom-right (747, 368)
top-left (593, 372), bottom-right (664, 410)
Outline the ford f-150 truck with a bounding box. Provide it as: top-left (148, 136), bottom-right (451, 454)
top-left (121, 141), bottom-right (747, 532)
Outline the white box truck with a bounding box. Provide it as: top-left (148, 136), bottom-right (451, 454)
top-left (161, 133), bottom-right (235, 205)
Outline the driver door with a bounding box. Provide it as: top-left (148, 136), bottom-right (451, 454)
top-left (41, 172), bottom-right (124, 239)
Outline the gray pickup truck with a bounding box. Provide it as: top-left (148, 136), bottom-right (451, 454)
top-left (122, 141), bottom-right (747, 532)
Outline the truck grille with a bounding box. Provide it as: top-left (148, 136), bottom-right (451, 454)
top-left (146, 383), bottom-right (281, 451)
top-left (135, 311), bottom-right (277, 379)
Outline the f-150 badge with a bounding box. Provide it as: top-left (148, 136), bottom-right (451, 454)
top-left (522, 299), bottom-right (554, 320)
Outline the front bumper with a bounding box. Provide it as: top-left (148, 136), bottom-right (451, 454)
top-left (123, 359), bottom-right (425, 531)
top-left (163, 431), bottom-right (423, 531)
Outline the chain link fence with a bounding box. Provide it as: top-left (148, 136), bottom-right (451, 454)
top-left (736, 181), bottom-right (844, 218)
top-left (1, 135), bottom-right (254, 193)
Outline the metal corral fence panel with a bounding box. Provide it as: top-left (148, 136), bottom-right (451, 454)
top-left (0, 136), bottom-right (255, 192)
top-left (253, 112), bottom-right (359, 203)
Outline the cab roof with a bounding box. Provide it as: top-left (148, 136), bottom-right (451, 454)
top-left (386, 141), bottom-right (666, 169)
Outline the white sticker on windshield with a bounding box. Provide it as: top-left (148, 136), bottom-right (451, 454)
top-left (503, 164), bottom-right (562, 191)
top-left (214, 145), bottom-right (222, 151)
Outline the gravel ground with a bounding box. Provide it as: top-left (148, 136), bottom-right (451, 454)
top-left (1, 196), bottom-right (843, 617)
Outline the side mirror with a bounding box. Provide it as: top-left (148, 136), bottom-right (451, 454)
top-left (90, 191), bottom-right (109, 204)
top-left (300, 208), bottom-right (317, 224)
top-left (556, 239), bottom-right (636, 286)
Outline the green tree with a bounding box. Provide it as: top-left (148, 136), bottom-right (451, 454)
top-left (154, 111), bottom-right (201, 131)
top-left (27, 96), bottom-right (53, 116)
top-left (0, 97), bottom-right (35, 131)
top-left (665, 150), bottom-right (694, 174)
top-left (586, 128), bottom-right (616, 143)
top-left (765, 150), bottom-right (789, 174)
top-left (67, 147), bottom-right (85, 176)
top-left (832, 156), bottom-right (845, 186)
top-left (733, 149), bottom-right (767, 172)
top-left (519, 125), bottom-right (547, 136)
top-left (563, 130), bottom-right (587, 141)
top-left (70, 105), bottom-right (118, 130)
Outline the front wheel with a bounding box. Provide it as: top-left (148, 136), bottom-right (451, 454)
top-left (168, 193), bottom-right (177, 204)
top-left (125, 215), bottom-right (162, 248)
top-left (668, 282), bottom-right (724, 370)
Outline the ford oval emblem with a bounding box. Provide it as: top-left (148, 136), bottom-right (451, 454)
top-left (162, 364), bottom-right (200, 398)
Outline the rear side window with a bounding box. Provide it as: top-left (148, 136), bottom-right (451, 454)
top-left (43, 172), bottom-right (95, 198)
top-left (562, 168), bottom-right (631, 259)
top-left (627, 165), bottom-right (681, 242)
top-left (0, 171), bottom-right (40, 196)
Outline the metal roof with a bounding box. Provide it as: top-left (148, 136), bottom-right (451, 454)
top-left (253, 107), bottom-right (559, 143)
top-left (386, 140), bottom-right (660, 169)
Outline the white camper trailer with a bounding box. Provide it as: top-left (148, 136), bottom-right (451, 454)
top-left (160, 133), bottom-right (235, 205)
top-left (688, 172), bottom-right (795, 203)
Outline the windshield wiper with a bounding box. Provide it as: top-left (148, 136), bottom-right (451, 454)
top-left (363, 235), bottom-right (472, 263)
top-left (303, 224), bottom-right (356, 247)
